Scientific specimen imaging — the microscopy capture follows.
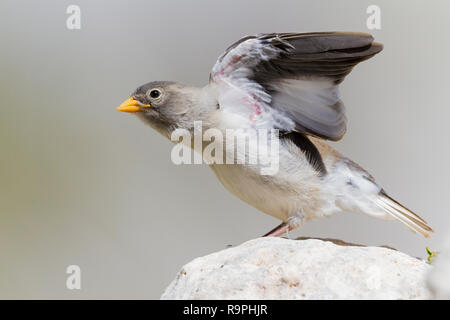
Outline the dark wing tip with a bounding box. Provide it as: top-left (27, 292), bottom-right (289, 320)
top-left (371, 41), bottom-right (384, 54)
top-left (263, 31), bottom-right (381, 54)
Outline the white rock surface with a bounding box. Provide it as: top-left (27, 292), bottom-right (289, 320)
top-left (427, 238), bottom-right (450, 299)
top-left (161, 237), bottom-right (432, 299)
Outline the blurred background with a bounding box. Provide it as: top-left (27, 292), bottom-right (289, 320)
top-left (0, 0), bottom-right (449, 299)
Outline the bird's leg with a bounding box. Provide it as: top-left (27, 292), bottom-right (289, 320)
top-left (262, 215), bottom-right (304, 237)
top-left (262, 222), bottom-right (289, 237)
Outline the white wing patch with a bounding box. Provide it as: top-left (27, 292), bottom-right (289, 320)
top-left (211, 38), bottom-right (294, 130)
top-left (270, 79), bottom-right (341, 123)
top-left (269, 79), bottom-right (346, 139)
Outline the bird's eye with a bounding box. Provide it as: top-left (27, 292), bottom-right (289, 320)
top-left (149, 89), bottom-right (161, 99)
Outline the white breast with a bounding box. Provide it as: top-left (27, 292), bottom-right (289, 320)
top-left (209, 141), bottom-right (332, 222)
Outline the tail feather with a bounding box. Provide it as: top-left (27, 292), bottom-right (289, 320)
top-left (374, 191), bottom-right (434, 238)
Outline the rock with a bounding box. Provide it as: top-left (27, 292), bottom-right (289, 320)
top-left (427, 238), bottom-right (450, 299)
top-left (161, 237), bottom-right (431, 299)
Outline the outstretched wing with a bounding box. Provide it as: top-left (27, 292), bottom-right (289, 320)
top-left (210, 32), bottom-right (383, 141)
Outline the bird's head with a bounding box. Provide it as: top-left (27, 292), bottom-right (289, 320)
top-left (118, 81), bottom-right (177, 113)
top-left (117, 81), bottom-right (201, 138)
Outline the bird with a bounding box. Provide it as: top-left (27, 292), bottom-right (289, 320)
top-left (117, 32), bottom-right (433, 238)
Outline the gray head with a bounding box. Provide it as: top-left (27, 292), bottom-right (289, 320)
top-left (117, 81), bottom-right (203, 138)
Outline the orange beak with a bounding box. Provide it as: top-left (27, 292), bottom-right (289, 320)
top-left (117, 97), bottom-right (150, 113)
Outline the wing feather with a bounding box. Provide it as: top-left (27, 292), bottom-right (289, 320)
top-left (210, 32), bottom-right (383, 140)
